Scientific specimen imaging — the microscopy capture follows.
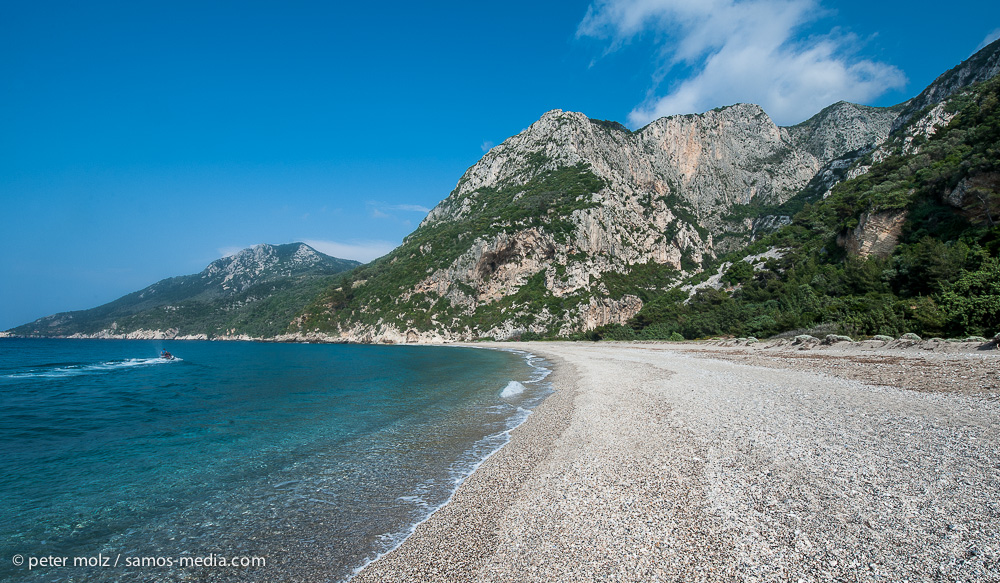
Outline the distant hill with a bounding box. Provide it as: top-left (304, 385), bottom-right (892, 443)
top-left (10, 243), bottom-right (360, 339)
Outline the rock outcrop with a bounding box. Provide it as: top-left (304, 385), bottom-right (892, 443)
top-left (838, 210), bottom-right (909, 259)
top-left (426, 103), bottom-right (896, 232)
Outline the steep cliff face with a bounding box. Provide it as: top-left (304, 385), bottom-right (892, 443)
top-left (426, 102), bottom-right (896, 230)
top-left (837, 210), bottom-right (909, 259)
top-left (787, 101), bottom-right (900, 162)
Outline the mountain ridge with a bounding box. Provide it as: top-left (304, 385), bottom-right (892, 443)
top-left (10, 243), bottom-right (359, 339)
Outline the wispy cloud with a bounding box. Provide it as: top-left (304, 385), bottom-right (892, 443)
top-left (300, 239), bottom-right (397, 263)
top-left (481, 140), bottom-right (495, 152)
top-left (977, 28), bottom-right (1000, 52)
top-left (366, 201), bottom-right (431, 225)
top-left (218, 246), bottom-right (244, 258)
top-left (578, 0), bottom-right (906, 126)
top-left (386, 203), bottom-right (432, 213)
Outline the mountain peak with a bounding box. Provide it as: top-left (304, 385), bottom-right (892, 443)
top-left (10, 242), bottom-right (360, 338)
top-left (204, 243), bottom-right (351, 292)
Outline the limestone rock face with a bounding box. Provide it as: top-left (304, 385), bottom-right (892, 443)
top-left (786, 101), bottom-right (899, 164)
top-left (575, 295), bottom-right (644, 332)
top-left (838, 210), bottom-right (909, 259)
top-left (317, 104), bottom-right (901, 342)
top-left (426, 103), bottom-right (896, 232)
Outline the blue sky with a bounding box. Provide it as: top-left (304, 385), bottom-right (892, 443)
top-left (1, 0), bottom-right (998, 330)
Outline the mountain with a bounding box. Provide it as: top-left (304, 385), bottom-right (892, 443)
top-left (623, 66), bottom-right (1000, 342)
top-left (288, 40), bottom-right (1000, 343)
top-left (11, 243), bottom-right (360, 339)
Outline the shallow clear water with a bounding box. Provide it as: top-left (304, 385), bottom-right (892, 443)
top-left (0, 339), bottom-right (550, 582)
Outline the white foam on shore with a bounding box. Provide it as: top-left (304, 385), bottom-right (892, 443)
top-left (500, 380), bottom-right (527, 398)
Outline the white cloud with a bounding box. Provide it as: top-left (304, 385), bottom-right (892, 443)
top-left (218, 246), bottom-right (244, 258)
top-left (386, 203), bottom-right (431, 213)
top-left (481, 140), bottom-right (495, 152)
top-left (578, 0), bottom-right (907, 126)
top-left (300, 239), bottom-right (397, 263)
top-left (977, 28), bottom-right (1000, 52)
top-left (367, 201), bottom-right (431, 222)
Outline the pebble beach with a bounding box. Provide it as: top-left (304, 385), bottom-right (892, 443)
top-left (353, 340), bottom-right (1000, 582)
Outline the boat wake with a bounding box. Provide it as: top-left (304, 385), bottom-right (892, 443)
top-left (4, 357), bottom-right (180, 380)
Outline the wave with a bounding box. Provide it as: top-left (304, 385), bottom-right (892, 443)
top-left (499, 380), bottom-right (528, 398)
top-left (4, 357), bottom-right (180, 380)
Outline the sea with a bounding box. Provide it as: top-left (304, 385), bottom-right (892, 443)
top-left (0, 339), bottom-right (551, 582)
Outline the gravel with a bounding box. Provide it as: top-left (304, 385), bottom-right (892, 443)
top-left (353, 341), bottom-right (1000, 582)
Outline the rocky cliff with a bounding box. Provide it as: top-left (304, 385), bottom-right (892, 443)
top-left (292, 105), bottom-right (900, 342)
top-left (426, 101), bottom-right (896, 232)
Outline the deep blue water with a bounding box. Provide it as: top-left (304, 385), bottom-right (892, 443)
top-left (0, 339), bottom-right (550, 582)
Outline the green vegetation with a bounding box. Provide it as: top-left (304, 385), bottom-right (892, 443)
top-left (593, 261), bottom-right (679, 301)
top-left (108, 276), bottom-right (345, 337)
top-left (589, 118), bottom-right (632, 134)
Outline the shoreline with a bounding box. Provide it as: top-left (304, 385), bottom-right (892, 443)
top-left (354, 341), bottom-right (1000, 582)
top-left (344, 346), bottom-right (558, 580)
top-left (350, 345), bottom-right (580, 582)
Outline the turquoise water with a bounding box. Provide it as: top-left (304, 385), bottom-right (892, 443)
top-left (0, 339), bottom-right (550, 582)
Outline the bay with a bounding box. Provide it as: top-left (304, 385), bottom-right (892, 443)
top-left (0, 339), bottom-right (550, 582)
